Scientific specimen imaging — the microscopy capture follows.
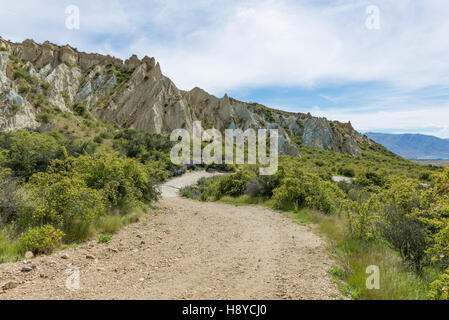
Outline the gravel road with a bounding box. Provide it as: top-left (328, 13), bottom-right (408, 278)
top-left (0, 171), bottom-right (339, 300)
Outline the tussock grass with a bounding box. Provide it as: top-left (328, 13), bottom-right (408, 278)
top-left (65, 221), bottom-right (96, 243)
top-left (96, 214), bottom-right (122, 234)
top-left (0, 228), bottom-right (23, 263)
top-left (220, 195), bottom-right (267, 206)
top-left (296, 209), bottom-right (437, 300)
top-left (96, 207), bottom-right (145, 235)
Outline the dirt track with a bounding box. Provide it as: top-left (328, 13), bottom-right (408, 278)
top-left (0, 172), bottom-right (339, 300)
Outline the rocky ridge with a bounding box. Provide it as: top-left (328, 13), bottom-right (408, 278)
top-left (0, 37), bottom-right (370, 156)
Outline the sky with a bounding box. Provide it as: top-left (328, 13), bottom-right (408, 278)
top-left (1, 0), bottom-right (449, 138)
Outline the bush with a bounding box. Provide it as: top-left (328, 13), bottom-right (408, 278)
top-left (40, 81), bottom-right (51, 92)
top-left (20, 225), bottom-right (64, 255)
top-left (338, 166), bottom-right (355, 177)
top-left (93, 136), bottom-right (103, 144)
top-left (256, 174), bottom-right (283, 197)
top-left (0, 170), bottom-right (20, 225)
top-left (356, 171), bottom-right (385, 187)
top-left (379, 213), bottom-right (429, 271)
top-left (113, 129), bottom-right (173, 161)
top-left (72, 103), bottom-right (87, 117)
top-left (306, 180), bottom-right (345, 214)
top-left (67, 153), bottom-right (160, 207)
top-left (10, 104), bottom-right (21, 113)
top-left (180, 176), bottom-right (220, 201)
top-left (1, 131), bottom-right (63, 179)
top-left (272, 171), bottom-right (345, 213)
top-left (98, 233), bottom-right (112, 243)
top-left (18, 84), bottom-right (30, 95)
top-left (36, 112), bottom-right (52, 124)
top-left (272, 177), bottom-right (305, 211)
top-left (418, 171), bottom-right (431, 181)
top-left (428, 268), bottom-right (449, 300)
top-left (213, 172), bottom-right (248, 199)
top-left (415, 169), bottom-right (449, 269)
top-left (245, 178), bottom-right (262, 197)
top-left (18, 152), bottom-right (161, 241)
top-left (21, 172), bottom-right (106, 233)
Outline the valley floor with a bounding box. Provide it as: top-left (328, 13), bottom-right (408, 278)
top-left (0, 172), bottom-right (339, 300)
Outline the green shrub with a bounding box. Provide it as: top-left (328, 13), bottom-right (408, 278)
top-left (272, 170), bottom-right (345, 214)
top-left (62, 90), bottom-right (70, 103)
top-left (10, 104), bottom-right (21, 113)
top-left (0, 170), bottom-right (20, 224)
top-left (12, 67), bottom-right (34, 84)
top-left (379, 213), bottom-right (429, 271)
top-left (18, 84), bottom-right (30, 94)
top-left (213, 172), bottom-right (248, 199)
top-left (40, 81), bottom-right (51, 93)
top-left (273, 177), bottom-right (305, 211)
top-left (338, 166), bottom-right (355, 177)
top-left (356, 171), bottom-right (385, 187)
top-left (72, 103), bottom-right (87, 116)
top-left (20, 225), bottom-right (64, 255)
top-left (249, 173), bottom-right (283, 198)
top-left (328, 266), bottom-right (346, 280)
top-left (68, 153), bottom-right (160, 207)
top-left (98, 233), bottom-right (112, 243)
top-left (10, 55), bottom-right (21, 64)
top-left (36, 112), bottom-right (52, 124)
top-left (113, 129), bottom-right (173, 161)
top-left (416, 169), bottom-right (449, 269)
top-left (428, 268), bottom-right (449, 300)
top-left (99, 131), bottom-right (112, 139)
top-left (314, 160), bottom-right (325, 167)
top-left (0, 46), bottom-right (7, 52)
top-left (21, 171), bottom-right (106, 233)
top-left (418, 172), bottom-right (430, 181)
top-left (1, 131), bottom-right (63, 179)
top-left (305, 180), bottom-right (345, 214)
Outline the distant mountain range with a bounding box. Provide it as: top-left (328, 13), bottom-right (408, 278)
top-left (365, 132), bottom-right (449, 159)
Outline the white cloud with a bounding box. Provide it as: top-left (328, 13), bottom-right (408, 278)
top-left (129, 0), bottom-right (449, 93)
top-left (2, 0), bottom-right (449, 93)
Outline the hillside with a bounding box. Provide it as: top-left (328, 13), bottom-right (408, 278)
top-left (0, 37), bottom-right (371, 156)
top-left (1, 37), bottom-right (449, 302)
top-left (366, 132), bottom-right (449, 159)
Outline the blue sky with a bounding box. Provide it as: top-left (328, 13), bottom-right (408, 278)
top-left (2, 0), bottom-right (449, 137)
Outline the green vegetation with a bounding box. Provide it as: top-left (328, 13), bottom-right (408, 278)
top-left (36, 112), bottom-right (52, 124)
top-left (0, 114), bottom-right (182, 262)
top-left (10, 104), bottom-right (21, 113)
top-left (1, 54), bottom-right (447, 300)
top-left (98, 233), bottom-right (113, 243)
top-left (72, 103), bottom-right (87, 117)
top-left (181, 144), bottom-right (448, 300)
top-left (20, 225), bottom-right (64, 255)
top-left (108, 64), bottom-right (134, 85)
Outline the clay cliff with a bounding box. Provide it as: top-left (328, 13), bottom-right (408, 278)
top-left (0, 37), bottom-right (370, 156)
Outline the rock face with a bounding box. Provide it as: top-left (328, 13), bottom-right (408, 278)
top-left (0, 37), bottom-right (370, 156)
